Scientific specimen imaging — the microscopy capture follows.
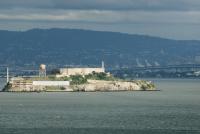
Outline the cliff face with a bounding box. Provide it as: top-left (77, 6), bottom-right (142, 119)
top-left (71, 80), bottom-right (155, 92)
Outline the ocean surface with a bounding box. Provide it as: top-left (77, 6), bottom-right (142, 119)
top-left (0, 78), bottom-right (200, 134)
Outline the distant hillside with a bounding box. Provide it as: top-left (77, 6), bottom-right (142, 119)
top-left (0, 28), bottom-right (200, 68)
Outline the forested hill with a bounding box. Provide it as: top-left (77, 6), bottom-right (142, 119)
top-left (0, 28), bottom-right (200, 68)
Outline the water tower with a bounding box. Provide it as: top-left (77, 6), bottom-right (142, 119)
top-left (39, 64), bottom-right (46, 77)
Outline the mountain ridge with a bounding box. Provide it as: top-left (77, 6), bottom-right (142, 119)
top-left (0, 28), bottom-right (200, 68)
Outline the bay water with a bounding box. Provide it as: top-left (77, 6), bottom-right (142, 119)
top-left (0, 78), bottom-right (200, 134)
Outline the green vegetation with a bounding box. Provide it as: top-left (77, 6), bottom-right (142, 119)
top-left (64, 72), bottom-right (116, 85)
top-left (85, 72), bottom-right (116, 81)
top-left (2, 82), bottom-right (12, 91)
top-left (70, 75), bottom-right (87, 85)
top-left (135, 80), bottom-right (156, 90)
top-left (43, 72), bottom-right (117, 85)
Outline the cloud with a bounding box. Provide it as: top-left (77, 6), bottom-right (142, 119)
top-left (0, 0), bottom-right (200, 39)
top-left (0, 0), bottom-right (200, 25)
top-left (0, 0), bottom-right (200, 11)
top-left (0, 9), bottom-right (200, 24)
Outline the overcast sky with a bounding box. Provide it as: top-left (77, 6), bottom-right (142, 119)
top-left (0, 0), bottom-right (200, 39)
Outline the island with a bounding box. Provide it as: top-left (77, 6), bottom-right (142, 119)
top-left (2, 63), bottom-right (156, 92)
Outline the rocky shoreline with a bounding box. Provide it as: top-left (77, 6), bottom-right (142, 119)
top-left (71, 80), bottom-right (156, 92)
top-left (3, 79), bottom-right (156, 92)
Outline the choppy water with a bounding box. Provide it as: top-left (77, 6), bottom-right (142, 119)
top-left (0, 78), bottom-right (200, 134)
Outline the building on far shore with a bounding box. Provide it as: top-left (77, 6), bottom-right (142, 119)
top-left (56, 61), bottom-right (105, 77)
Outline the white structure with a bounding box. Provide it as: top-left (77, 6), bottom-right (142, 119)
top-left (194, 71), bottom-right (200, 76)
top-left (33, 81), bottom-right (70, 86)
top-left (57, 61), bottom-right (105, 77)
top-left (39, 64), bottom-right (46, 77)
top-left (6, 67), bottom-right (9, 83)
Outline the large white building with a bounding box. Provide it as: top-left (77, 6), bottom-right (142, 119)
top-left (56, 61), bottom-right (105, 77)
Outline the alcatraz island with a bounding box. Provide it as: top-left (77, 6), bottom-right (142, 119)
top-left (3, 62), bottom-right (156, 92)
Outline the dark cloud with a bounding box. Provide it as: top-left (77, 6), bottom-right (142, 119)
top-left (0, 0), bottom-right (200, 11)
top-left (0, 0), bottom-right (200, 39)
